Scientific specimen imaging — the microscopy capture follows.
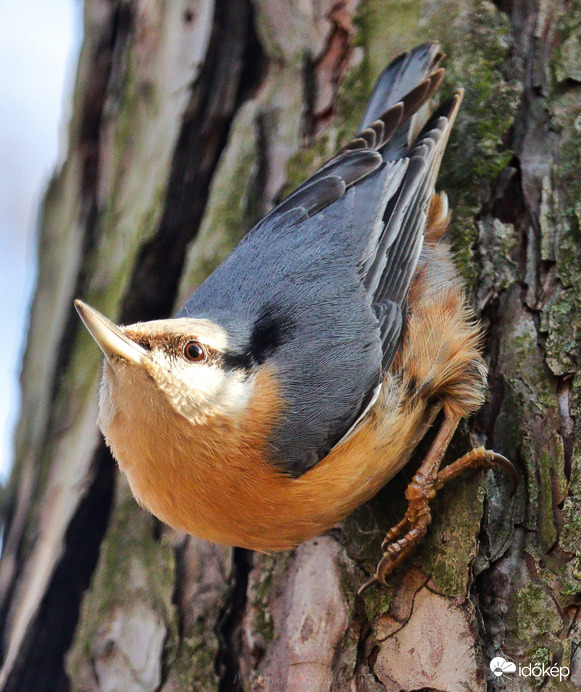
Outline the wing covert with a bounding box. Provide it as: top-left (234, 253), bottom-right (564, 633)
top-left (178, 43), bottom-right (463, 477)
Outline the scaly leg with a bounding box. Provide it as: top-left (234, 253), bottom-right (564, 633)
top-left (358, 417), bottom-right (517, 595)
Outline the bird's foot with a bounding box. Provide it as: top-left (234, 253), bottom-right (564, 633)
top-left (358, 437), bottom-right (517, 596)
top-left (358, 470), bottom-right (436, 595)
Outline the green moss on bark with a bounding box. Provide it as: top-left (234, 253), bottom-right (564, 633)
top-left (249, 553), bottom-right (285, 644)
top-left (421, 471), bottom-right (486, 596)
top-left (177, 102), bottom-right (265, 299)
top-left (541, 87), bottom-right (581, 377)
top-left (516, 583), bottom-right (562, 642)
top-left (171, 620), bottom-right (222, 692)
top-left (430, 0), bottom-right (522, 285)
top-left (552, 6), bottom-right (581, 84)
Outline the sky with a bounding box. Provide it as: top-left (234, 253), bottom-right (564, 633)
top-left (0, 0), bottom-right (80, 481)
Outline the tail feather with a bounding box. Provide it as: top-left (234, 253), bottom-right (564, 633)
top-left (359, 41), bottom-right (444, 131)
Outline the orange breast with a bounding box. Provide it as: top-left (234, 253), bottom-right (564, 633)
top-left (114, 365), bottom-right (437, 551)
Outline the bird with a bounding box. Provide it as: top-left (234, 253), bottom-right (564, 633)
top-left (75, 41), bottom-right (516, 593)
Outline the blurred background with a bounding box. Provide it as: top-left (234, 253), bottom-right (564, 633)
top-left (0, 0), bottom-right (80, 482)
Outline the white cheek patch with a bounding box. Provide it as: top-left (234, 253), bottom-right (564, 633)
top-left (180, 360), bottom-right (226, 401)
top-left (149, 354), bottom-right (254, 423)
top-left (221, 373), bottom-right (253, 414)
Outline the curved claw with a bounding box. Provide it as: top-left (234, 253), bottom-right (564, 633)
top-left (358, 542), bottom-right (411, 596)
top-left (357, 576), bottom-right (379, 597)
top-left (487, 451), bottom-right (518, 496)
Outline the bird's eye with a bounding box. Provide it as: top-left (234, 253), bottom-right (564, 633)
top-left (184, 340), bottom-right (206, 362)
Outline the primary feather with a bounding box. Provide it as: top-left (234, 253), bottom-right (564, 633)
top-left (179, 40), bottom-right (461, 477)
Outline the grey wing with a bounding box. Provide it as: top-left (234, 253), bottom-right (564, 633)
top-left (372, 301), bottom-right (403, 372)
top-left (359, 40), bottom-right (445, 128)
top-left (180, 43), bottom-right (462, 477)
top-left (324, 97), bottom-right (465, 450)
top-left (255, 41), bottom-right (444, 231)
top-left (257, 43), bottom-right (460, 380)
top-left (359, 93), bottom-right (464, 338)
top-left (256, 42), bottom-right (451, 375)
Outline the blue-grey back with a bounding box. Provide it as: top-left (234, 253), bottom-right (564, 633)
top-left (177, 41), bottom-right (460, 476)
top-left (178, 197), bottom-right (383, 473)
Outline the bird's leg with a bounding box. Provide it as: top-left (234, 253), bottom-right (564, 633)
top-left (372, 415), bottom-right (458, 583)
top-left (358, 415), bottom-right (516, 595)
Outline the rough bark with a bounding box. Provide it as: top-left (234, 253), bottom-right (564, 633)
top-left (1, 0), bottom-right (580, 690)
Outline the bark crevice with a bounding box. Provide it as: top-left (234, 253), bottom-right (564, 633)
top-left (1, 448), bottom-right (115, 692)
top-left (216, 549), bottom-right (253, 692)
top-left (121, 0), bottom-right (265, 324)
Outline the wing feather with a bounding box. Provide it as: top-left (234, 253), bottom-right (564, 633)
top-left (360, 95), bottom-right (463, 368)
top-left (179, 43), bottom-right (463, 477)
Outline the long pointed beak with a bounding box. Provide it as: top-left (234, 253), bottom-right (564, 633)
top-left (74, 299), bottom-right (147, 367)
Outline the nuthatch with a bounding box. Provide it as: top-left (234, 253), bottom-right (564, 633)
top-left (76, 41), bottom-right (516, 592)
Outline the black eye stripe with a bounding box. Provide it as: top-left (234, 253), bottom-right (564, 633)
top-left (126, 333), bottom-right (225, 364)
top-left (222, 351), bottom-right (253, 370)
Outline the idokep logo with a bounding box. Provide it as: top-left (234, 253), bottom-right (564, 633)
top-left (490, 657), bottom-right (516, 677)
top-left (489, 656), bottom-right (570, 682)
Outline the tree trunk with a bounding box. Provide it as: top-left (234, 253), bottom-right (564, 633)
top-left (1, 0), bottom-right (580, 690)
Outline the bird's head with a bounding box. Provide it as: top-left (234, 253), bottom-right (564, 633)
top-left (74, 300), bottom-right (255, 438)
